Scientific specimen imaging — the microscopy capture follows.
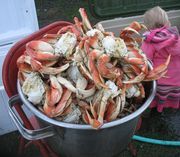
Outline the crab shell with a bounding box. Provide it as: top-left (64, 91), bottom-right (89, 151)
top-left (54, 32), bottom-right (77, 57)
top-left (22, 72), bottom-right (45, 105)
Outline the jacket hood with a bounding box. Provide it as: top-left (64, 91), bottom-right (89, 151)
top-left (144, 26), bottom-right (180, 53)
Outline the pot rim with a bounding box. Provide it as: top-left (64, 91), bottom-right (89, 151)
top-left (17, 78), bottom-right (156, 130)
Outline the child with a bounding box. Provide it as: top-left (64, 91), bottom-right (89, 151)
top-left (141, 6), bottom-right (180, 112)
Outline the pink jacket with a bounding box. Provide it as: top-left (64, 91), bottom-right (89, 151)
top-left (141, 26), bottom-right (180, 86)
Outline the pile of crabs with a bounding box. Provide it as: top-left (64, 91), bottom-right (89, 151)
top-left (17, 8), bottom-right (170, 129)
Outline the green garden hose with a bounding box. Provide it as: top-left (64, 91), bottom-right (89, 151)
top-left (133, 135), bottom-right (180, 146)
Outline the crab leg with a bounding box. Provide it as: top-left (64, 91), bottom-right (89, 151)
top-left (90, 101), bottom-right (98, 119)
top-left (122, 60), bottom-right (148, 84)
top-left (123, 72), bottom-right (146, 84)
top-left (119, 87), bottom-right (126, 112)
top-left (44, 86), bottom-right (54, 107)
top-left (123, 57), bottom-right (145, 65)
top-left (79, 8), bottom-right (92, 31)
top-left (40, 63), bottom-right (69, 75)
top-left (105, 97), bottom-right (121, 122)
top-left (43, 88), bottom-right (72, 117)
top-left (43, 102), bottom-right (55, 117)
top-left (53, 89), bottom-right (72, 116)
top-left (78, 63), bottom-right (93, 80)
top-left (49, 75), bottom-right (63, 105)
top-left (76, 85), bottom-right (96, 99)
top-left (97, 54), bottom-right (118, 79)
top-left (97, 90), bottom-right (112, 124)
top-left (144, 54), bottom-right (171, 81)
top-left (85, 110), bottom-right (102, 129)
top-left (57, 75), bottom-right (77, 93)
top-left (145, 70), bottom-right (168, 81)
top-left (74, 17), bottom-right (85, 36)
top-left (137, 83), bottom-right (145, 98)
top-left (17, 55), bottom-right (33, 73)
top-left (105, 100), bottom-right (115, 122)
top-left (44, 77), bottom-right (63, 116)
top-left (60, 98), bottom-right (73, 116)
top-left (87, 34), bottom-right (101, 49)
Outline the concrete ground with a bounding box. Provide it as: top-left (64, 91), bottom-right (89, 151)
top-left (1, 0), bottom-right (180, 157)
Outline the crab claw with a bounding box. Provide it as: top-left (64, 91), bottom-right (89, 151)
top-left (129, 21), bottom-right (147, 32)
top-left (30, 58), bottom-right (70, 75)
top-left (53, 89), bottom-right (72, 117)
top-left (88, 50), bottom-right (107, 88)
top-left (48, 75), bottom-right (63, 106)
top-left (17, 55), bottom-right (67, 75)
top-left (17, 55), bottom-right (33, 73)
top-left (120, 21), bottom-right (146, 38)
top-left (43, 88), bottom-right (72, 117)
top-left (26, 40), bottom-right (59, 61)
top-left (41, 34), bottom-right (61, 44)
top-left (57, 25), bottom-right (81, 40)
top-left (43, 102), bottom-right (55, 117)
top-left (120, 21), bottom-right (147, 44)
top-left (120, 27), bottom-right (140, 38)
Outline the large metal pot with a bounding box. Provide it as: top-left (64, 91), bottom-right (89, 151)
top-left (8, 72), bottom-right (156, 157)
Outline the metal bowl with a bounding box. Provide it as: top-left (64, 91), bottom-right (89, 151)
top-left (8, 63), bottom-right (156, 157)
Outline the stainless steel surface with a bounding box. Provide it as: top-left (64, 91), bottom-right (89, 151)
top-left (45, 117), bottom-right (139, 157)
top-left (8, 95), bottom-right (55, 140)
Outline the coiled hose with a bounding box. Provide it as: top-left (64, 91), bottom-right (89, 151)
top-left (132, 135), bottom-right (180, 146)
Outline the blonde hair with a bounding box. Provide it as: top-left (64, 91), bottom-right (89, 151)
top-left (144, 6), bottom-right (170, 30)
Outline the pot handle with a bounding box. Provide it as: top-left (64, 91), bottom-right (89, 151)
top-left (8, 95), bottom-right (55, 140)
